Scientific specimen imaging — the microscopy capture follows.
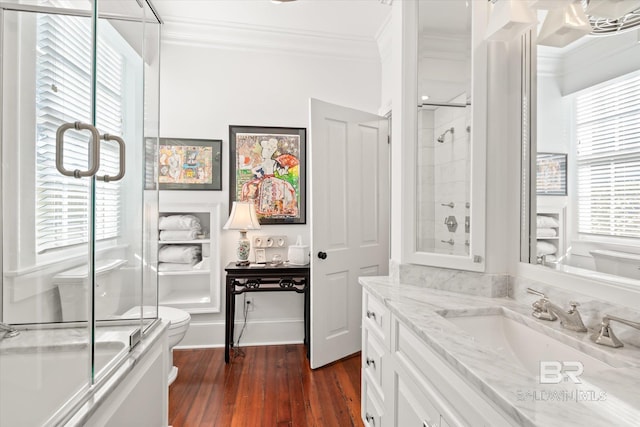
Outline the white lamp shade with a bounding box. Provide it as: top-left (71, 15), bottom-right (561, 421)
top-left (486, 0), bottom-right (538, 41)
top-left (586, 0), bottom-right (640, 20)
top-left (223, 201), bottom-right (261, 230)
top-left (529, 0), bottom-right (573, 10)
top-left (538, 3), bottom-right (592, 48)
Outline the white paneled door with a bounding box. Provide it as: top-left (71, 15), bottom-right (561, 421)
top-left (309, 99), bottom-right (390, 369)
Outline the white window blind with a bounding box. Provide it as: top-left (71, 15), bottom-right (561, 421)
top-left (35, 13), bottom-right (123, 253)
top-left (576, 71), bottom-right (640, 239)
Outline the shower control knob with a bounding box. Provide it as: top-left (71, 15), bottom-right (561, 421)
top-left (317, 251), bottom-right (327, 260)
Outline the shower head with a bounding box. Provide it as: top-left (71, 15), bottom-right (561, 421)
top-left (437, 127), bottom-right (455, 143)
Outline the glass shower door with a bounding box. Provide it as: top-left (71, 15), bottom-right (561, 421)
top-left (93, 0), bottom-right (160, 332)
top-left (1, 7), bottom-right (97, 426)
top-left (1, 1), bottom-right (160, 425)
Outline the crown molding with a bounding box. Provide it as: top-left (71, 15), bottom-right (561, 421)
top-left (162, 17), bottom-right (381, 61)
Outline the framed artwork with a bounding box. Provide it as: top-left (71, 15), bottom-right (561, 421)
top-left (537, 152), bottom-right (567, 196)
top-left (158, 138), bottom-right (222, 190)
top-left (229, 126), bottom-right (306, 224)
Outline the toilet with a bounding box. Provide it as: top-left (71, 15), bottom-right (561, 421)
top-left (55, 261), bottom-right (191, 385)
top-left (590, 249), bottom-right (640, 280)
top-left (122, 305), bottom-right (191, 386)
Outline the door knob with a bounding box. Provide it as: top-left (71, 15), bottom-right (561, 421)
top-left (317, 251), bottom-right (327, 260)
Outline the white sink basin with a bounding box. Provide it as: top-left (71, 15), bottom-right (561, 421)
top-left (441, 311), bottom-right (622, 376)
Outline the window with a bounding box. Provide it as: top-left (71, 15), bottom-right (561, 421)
top-left (35, 13), bottom-right (123, 253)
top-left (576, 71), bottom-right (640, 239)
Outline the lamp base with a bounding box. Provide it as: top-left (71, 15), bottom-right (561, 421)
top-left (235, 260), bottom-right (250, 266)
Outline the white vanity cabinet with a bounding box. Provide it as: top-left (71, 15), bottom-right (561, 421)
top-left (361, 289), bottom-right (516, 427)
top-left (361, 289), bottom-right (390, 427)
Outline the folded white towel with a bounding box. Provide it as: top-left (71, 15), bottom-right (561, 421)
top-left (160, 229), bottom-right (199, 241)
top-left (536, 241), bottom-right (557, 256)
top-left (192, 257), bottom-right (210, 270)
top-left (159, 245), bottom-right (201, 263)
top-left (159, 215), bottom-right (201, 231)
top-left (158, 262), bottom-right (197, 272)
top-left (537, 228), bottom-right (557, 238)
top-left (536, 215), bottom-right (559, 228)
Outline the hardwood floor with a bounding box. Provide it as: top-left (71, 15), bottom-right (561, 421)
top-left (169, 345), bottom-right (364, 427)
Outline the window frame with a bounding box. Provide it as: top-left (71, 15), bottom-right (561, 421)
top-left (573, 69), bottom-right (640, 243)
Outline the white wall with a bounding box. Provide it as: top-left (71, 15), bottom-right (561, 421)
top-left (160, 33), bottom-right (382, 347)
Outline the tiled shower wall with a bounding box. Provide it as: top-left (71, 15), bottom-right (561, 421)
top-left (417, 94), bottom-right (470, 256)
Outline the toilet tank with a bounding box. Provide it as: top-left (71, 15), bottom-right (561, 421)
top-left (54, 259), bottom-right (127, 322)
top-left (590, 250), bottom-right (640, 280)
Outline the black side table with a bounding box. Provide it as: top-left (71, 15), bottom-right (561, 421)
top-left (224, 262), bottom-right (310, 363)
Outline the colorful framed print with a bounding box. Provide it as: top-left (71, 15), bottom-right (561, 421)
top-left (537, 152), bottom-right (567, 196)
top-left (229, 126), bottom-right (306, 224)
top-left (158, 138), bottom-right (222, 190)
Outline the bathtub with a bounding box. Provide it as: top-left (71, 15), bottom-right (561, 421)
top-left (0, 338), bottom-right (127, 427)
top-left (590, 249), bottom-right (640, 280)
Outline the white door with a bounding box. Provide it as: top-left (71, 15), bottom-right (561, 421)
top-left (309, 98), bottom-right (390, 369)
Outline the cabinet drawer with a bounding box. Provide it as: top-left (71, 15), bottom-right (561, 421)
top-left (362, 377), bottom-right (384, 427)
top-left (363, 289), bottom-right (390, 348)
top-left (363, 327), bottom-right (385, 393)
top-left (393, 366), bottom-right (441, 427)
top-left (393, 318), bottom-right (516, 427)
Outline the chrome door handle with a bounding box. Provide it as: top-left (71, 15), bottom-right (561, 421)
top-left (366, 357), bottom-right (376, 369)
top-left (56, 121), bottom-right (101, 178)
top-left (96, 134), bottom-right (126, 182)
top-left (366, 310), bottom-right (376, 320)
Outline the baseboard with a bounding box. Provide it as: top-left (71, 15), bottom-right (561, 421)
top-left (176, 318), bottom-right (305, 349)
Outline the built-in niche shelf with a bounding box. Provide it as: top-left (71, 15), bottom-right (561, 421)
top-left (158, 203), bottom-right (221, 314)
top-left (536, 206), bottom-right (565, 264)
top-left (158, 239), bottom-right (211, 245)
top-left (158, 270), bottom-right (211, 277)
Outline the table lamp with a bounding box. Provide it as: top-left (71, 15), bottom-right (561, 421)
top-left (224, 201), bottom-right (261, 266)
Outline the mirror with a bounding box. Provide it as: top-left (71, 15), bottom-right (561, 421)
top-left (416, 0), bottom-right (471, 256)
top-left (402, 0), bottom-right (487, 271)
top-left (526, 11), bottom-right (640, 286)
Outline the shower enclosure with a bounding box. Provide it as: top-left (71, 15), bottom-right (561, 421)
top-left (416, 100), bottom-right (472, 257)
top-left (0, 1), bottom-right (161, 425)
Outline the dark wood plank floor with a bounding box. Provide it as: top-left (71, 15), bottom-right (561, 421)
top-left (169, 345), bottom-right (364, 427)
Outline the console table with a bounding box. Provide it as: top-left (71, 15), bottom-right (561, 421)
top-left (224, 262), bottom-right (310, 363)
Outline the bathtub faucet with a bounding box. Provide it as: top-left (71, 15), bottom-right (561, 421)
top-left (0, 322), bottom-right (19, 338)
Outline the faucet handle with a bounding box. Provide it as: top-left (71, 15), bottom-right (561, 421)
top-left (568, 301), bottom-right (580, 313)
top-left (526, 288), bottom-right (547, 299)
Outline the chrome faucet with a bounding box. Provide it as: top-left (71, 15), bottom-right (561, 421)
top-left (0, 322), bottom-right (19, 338)
top-left (592, 315), bottom-right (640, 348)
top-left (526, 288), bottom-right (587, 332)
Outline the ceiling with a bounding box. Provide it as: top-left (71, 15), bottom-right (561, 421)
top-left (152, 0), bottom-right (392, 39)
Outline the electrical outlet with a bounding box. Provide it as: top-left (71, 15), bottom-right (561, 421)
top-left (245, 297), bottom-right (254, 312)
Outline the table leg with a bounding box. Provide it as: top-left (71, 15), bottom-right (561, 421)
top-left (225, 277), bottom-right (232, 363)
top-left (229, 288), bottom-right (236, 357)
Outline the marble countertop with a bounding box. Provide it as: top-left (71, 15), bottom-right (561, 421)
top-left (360, 276), bottom-right (640, 427)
